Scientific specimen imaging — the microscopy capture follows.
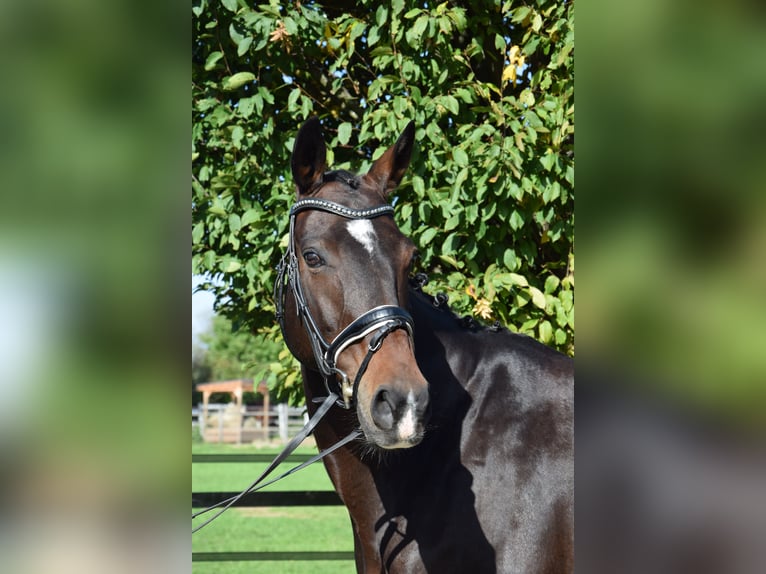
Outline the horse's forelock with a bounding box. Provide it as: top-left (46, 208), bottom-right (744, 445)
top-left (321, 169), bottom-right (360, 191)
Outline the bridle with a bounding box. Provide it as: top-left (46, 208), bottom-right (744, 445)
top-left (275, 197), bottom-right (415, 408)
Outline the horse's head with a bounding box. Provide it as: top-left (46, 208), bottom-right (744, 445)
top-left (279, 118), bottom-right (430, 449)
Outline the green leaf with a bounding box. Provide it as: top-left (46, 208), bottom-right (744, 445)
top-left (287, 88), bottom-right (300, 110)
top-left (495, 272), bottom-right (528, 287)
top-left (337, 122), bottom-right (353, 145)
top-left (259, 86), bottom-right (274, 104)
top-left (494, 33), bottom-right (506, 52)
top-left (420, 227), bottom-right (438, 245)
top-left (512, 6), bottom-right (531, 23)
top-left (453, 167), bottom-right (469, 192)
top-left (238, 96), bottom-right (255, 118)
top-left (241, 209), bottom-right (260, 227)
top-left (439, 255), bottom-right (462, 269)
top-left (523, 36), bottom-right (540, 56)
top-left (443, 95), bottom-right (460, 115)
top-left (539, 320), bottom-right (553, 343)
top-left (237, 36), bottom-right (253, 57)
top-left (540, 150), bottom-right (557, 171)
top-left (283, 17), bottom-right (299, 35)
top-left (368, 25), bottom-right (380, 47)
top-left (455, 87), bottom-right (474, 104)
top-left (543, 181), bottom-right (561, 203)
top-left (228, 213), bottom-right (241, 233)
top-left (221, 0), bottom-right (238, 12)
top-left (417, 202), bottom-right (432, 223)
top-left (223, 259), bottom-right (242, 273)
top-left (229, 23), bottom-right (245, 45)
top-left (503, 249), bottom-right (516, 270)
top-left (204, 51), bottom-right (223, 71)
top-left (444, 213), bottom-right (461, 231)
top-left (453, 148), bottom-right (468, 167)
top-left (412, 175), bottom-right (425, 197)
top-left (209, 198), bottom-right (227, 216)
top-left (231, 125), bottom-right (244, 148)
top-left (192, 222), bottom-right (205, 245)
top-left (515, 291), bottom-right (531, 308)
top-left (509, 210), bottom-right (524, 230)
top-left (203, 250), bottom-right (216, 270)
top-left (412, 14), bottom-right (428, 37)
top-left (449, 7), bottom-right (467, 31)
top-left (519, 89), bottom-right (535, 107)
top-left (377, 5), bottom-right (390, 25)
top-left (529, 286), bottom-right (546, 309)
top-left (544, 275), bottom-right (561, 293)
top-left (525, 111), bottom-right (543, 128)
top-left (222, 72), bottom-right (255, 91)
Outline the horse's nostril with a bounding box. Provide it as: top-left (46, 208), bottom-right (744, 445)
top-left (371, 388), bottom-right (395, 430)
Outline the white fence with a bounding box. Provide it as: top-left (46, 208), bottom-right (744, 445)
top-left (192, 403), bottom-right (308, 444)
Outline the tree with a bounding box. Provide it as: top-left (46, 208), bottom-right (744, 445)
top-left (192, 0), bottom-right (574, 402)
top-left (193, 314), bottom-right (285, 402)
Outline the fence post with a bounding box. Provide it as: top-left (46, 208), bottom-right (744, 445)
top-left (278, 403), bottom-right (288, 442)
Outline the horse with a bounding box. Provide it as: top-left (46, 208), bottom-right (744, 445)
top-left (275, 117), bottom-right (573, 573)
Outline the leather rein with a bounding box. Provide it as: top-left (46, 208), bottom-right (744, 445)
top-left (275, 197), bottom-right (415, 408)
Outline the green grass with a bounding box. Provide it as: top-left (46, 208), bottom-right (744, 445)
top-left (192, 442), bottom-right (336, 492)
top-left (192, 440), bottom-right (356, 574)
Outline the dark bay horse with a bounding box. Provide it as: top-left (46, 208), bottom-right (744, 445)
top-left (276, 117), bottom-right (573, 573)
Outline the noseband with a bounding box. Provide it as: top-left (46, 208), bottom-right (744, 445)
top-left (275, 198), bottom-right (415, 408)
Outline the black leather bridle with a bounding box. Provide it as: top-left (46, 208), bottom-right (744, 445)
top-left (275, 197), bottom-right (415, 408)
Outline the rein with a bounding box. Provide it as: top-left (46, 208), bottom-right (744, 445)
top-left (192, 392), bottom-right (360, 533)
top-left (275, 197), bottom-right (415, 408)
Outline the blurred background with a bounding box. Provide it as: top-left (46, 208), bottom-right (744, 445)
top-left (0, 0), bottom-right (188, 572)
top-left (578, 0), bottom-right (766, 429)
top-left (577, 0), bottom-right (766, 572)
top-left (0, 0), bottom-right (763, 572)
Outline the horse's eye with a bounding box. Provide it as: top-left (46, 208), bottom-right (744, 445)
top-left (303, 251), bottom-right (323, 268)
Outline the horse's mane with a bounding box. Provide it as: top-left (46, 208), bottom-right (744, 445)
top-left (321, 169), bottom-right (360, 190)
top-left (408, 273), bottom-right (505, 334)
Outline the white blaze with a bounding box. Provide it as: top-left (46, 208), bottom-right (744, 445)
top-left (346, 219), bottom-right (376, 255)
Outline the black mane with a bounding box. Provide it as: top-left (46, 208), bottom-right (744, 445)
top-left (409, 273), bottom-right (506, 334)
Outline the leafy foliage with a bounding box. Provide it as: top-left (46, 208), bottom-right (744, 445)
top-left (192, 0), bottom-right (574, 402)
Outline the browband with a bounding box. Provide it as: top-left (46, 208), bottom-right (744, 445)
top-left (290, 198), bottom-right (394, 220)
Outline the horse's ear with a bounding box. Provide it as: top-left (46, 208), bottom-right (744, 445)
top-left (291, 117), bottom-right (327, 196)
top-left (367, 121), bottom-right (415, 198)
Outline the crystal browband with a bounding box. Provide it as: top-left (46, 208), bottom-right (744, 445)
top-left (290, 198), bottom-right (394, 220)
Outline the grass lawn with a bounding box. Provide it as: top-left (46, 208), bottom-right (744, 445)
top-left (193, 439), bottom-right (356, 574)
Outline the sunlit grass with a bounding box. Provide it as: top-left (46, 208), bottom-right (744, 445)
top-left (192, 441), bottom-right (355, 574)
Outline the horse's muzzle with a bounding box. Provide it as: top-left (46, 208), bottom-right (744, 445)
top-left (365, 380), bottom-right (430, 449)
